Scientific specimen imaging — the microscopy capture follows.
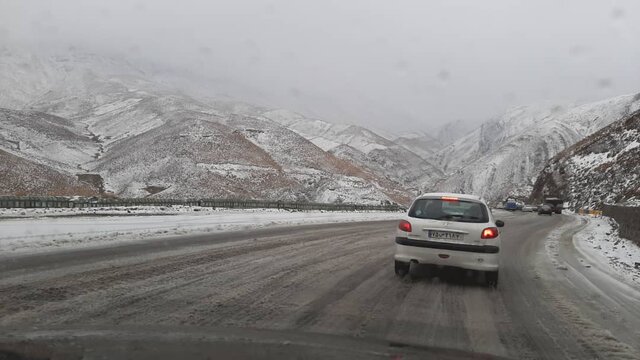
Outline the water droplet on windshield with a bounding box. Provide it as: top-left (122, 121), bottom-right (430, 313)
top-left (133, 1), bottom-right (147, 12)
top-left (611, 7), bottom-right (625, 19)
top-left (289, 87), bottom-right (301, 98)
top-left (597, 78), bottom-right (612, 89)
top-left (198, 46), bottom-right (212, 56)
top-left (394, 59), bottom-right (409, 77)
top-left (437, 70), bottom-right (450, 82)
top-left (569, 45), bottom-right (588, 57)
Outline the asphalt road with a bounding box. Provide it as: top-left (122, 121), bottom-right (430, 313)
top-left (0, 212), bottom-right (639, 359)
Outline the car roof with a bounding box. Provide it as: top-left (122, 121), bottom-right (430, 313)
top-left (417, 192), bottom-right (482, 201)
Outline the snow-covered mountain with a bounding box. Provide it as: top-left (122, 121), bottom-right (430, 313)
top-left (3, 47), bottom-right (638, 205)
top-left (262, 109), bottom-right (395, 153)
top-left (0, 49), bottom-right (412, 204)
top-left (262, 109), bottom-right (444, 191)
top-left (392, 132), bottom-right (442, 159)
top-left (390, 120), bottom-right (475, 159)
top-left (432, 94), bottom-right (640, 202)
top-left (531, 109), bottom-right (640, 208)
top-left (0, 108), bottom-right (97, 172)
top-left (435, 119), bottom-right (476, 147)
top-left (0, 148), bottom-right (98, 197)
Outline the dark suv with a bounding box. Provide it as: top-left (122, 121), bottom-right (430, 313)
top-left (537, 204), bottom-right (553, 215)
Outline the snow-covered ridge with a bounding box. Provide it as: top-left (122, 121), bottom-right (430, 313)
top-left (434, 93), bottom-right (640, 202)
top-left (0, 49), bottom-right (413, 205)
top-left (262, 108), bottom-right (444, 192)
top-left (531, 108), bottom-right (640, 208)
top-left (262, 109), bottom-right (393, 154)
top-left (2, 47), bottom-right (638, 207)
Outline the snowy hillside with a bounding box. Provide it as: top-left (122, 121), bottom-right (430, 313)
top-left (433, 94), bottom-right (640, 202)
top-left (0, 149), bottom-right (97, 196)
top-left (391, 120), bottom-right (475, 159)
top-left (0, 48), bottom-right (149, 115)
top-left (262, 109), bottom-right (444, 190)
top-left (393, 132), bottom-right (442, 159)
top-left (531, 109), bottom-right (640, 208)
top-left (435, 119), bottom-right (476, 146)
top-left (0, 108), bottom-right (97, 172)
top-left (0, 49), bottom-right (412, 204)
top-left (263, 109), bottom-right (395, 153)
top-left (3, 47), bottom-right (637, 206)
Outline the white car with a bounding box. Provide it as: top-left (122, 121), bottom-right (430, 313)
top-left (394, 192), bottom-right (504, 286)
top-left (522, 205), bottom-right (535, 212)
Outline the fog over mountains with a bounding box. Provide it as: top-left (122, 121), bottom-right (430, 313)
top-left (1, 48), bottom-right (638, 205)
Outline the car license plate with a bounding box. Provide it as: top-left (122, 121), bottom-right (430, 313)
top-left (428, 230), bottom-right (463, 241)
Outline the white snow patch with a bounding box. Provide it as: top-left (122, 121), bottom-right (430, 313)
top-left (92, 98), bottom-right (142, 116)
top-left (622, 140), bottom-right (639, 152)
top-left (570, 151), bottom-right (611, 169)
top-left (308, 136), bottom-right (342, 151)
top-left (196, 163), bottom-right (276, 179)
top-left (574, 216), bottom-right (640, 287)
top-left (0, 208), bottom-right (402, 254)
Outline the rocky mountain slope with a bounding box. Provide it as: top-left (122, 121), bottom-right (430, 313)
top-left (530, 109), bottom-right (640, 208)
top-left (434, 119), bottom-right (476, 147)
top-left (0, 108), bottom-right (97, 172)
top-left (262, 109), bottom-right (444, 191)
top-left (0, 149), bottom-right (98, 197)
top-left (432, 94), bottom-right (640, 202)
top-left (2, 47), bottom-right (638, 205)
top-left (0, 49), bottom-right (411, 204)
top-left (392, 132), bottom-right (442, 159)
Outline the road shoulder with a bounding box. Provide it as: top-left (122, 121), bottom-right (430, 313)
top-left (534, 214), bottom-right (640, 358)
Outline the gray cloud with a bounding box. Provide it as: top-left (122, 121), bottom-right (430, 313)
top-left (2, 0), bottom-right (639, 132)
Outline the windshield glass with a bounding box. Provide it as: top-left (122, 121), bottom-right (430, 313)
top-left (1, 1), bottom-right (640, 359)
top-left (409, 198), bottom-right (489, 223)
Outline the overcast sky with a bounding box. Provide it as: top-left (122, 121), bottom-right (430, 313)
top-left (1, 0), bottom-right (639, 132)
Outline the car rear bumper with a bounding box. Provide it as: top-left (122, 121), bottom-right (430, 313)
top-left (394, 237), bottom-right (499, 271)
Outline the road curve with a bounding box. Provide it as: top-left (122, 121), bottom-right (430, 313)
top-left (0, 213), bottom-right (639, 359)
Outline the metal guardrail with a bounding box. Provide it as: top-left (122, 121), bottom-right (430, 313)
top-left (0, 196), bottom-right (403, 212)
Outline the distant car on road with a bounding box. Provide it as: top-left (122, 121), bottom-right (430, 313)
top-left (505, 198), bottom-right (518, 211)
top-left (544, 197), bottom-right (564, 214)
top-left (394, 192), bottom-right (505, 287)
top-left (537, 204), bottom-right (553, 215)
top-left (522, 205), bottom-right (535, 212)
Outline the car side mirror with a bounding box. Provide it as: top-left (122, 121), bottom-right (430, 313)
top-left (495, 220), bottom-right (505, 228)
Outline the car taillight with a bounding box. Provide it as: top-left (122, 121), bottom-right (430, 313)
top-left (398, 220), bottom-right (412, 232)
top-left (481, 227), bottom-right (499, 239)
top-left (441, 196), bottom-right (459, 202)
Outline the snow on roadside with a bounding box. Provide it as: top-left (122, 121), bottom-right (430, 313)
top-left (574, 216), bottom-right (640, 286)
top-left (543, 218), bottom-right (580, 270)
top-left (0, 208), bottom-right (402, 255)
top-left (0, 205), bottom-right (235, 218)
top-left (0, 205), bottom-right (251, 221)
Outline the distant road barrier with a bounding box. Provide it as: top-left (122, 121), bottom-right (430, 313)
top-left (602, 205), bottom-right (640, 245)
top-left (0, 196), bottom-right (403, 212)
top-left (576, 209), bottom-right (603, 217)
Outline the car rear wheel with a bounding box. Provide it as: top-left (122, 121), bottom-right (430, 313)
top-left (485, 270), bottom-right (499, 288)
top-left (394, 260), bottom-right (409, 277)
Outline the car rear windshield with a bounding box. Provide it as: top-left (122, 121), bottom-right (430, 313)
top-left (408, 198), bottom-right (489, 223)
